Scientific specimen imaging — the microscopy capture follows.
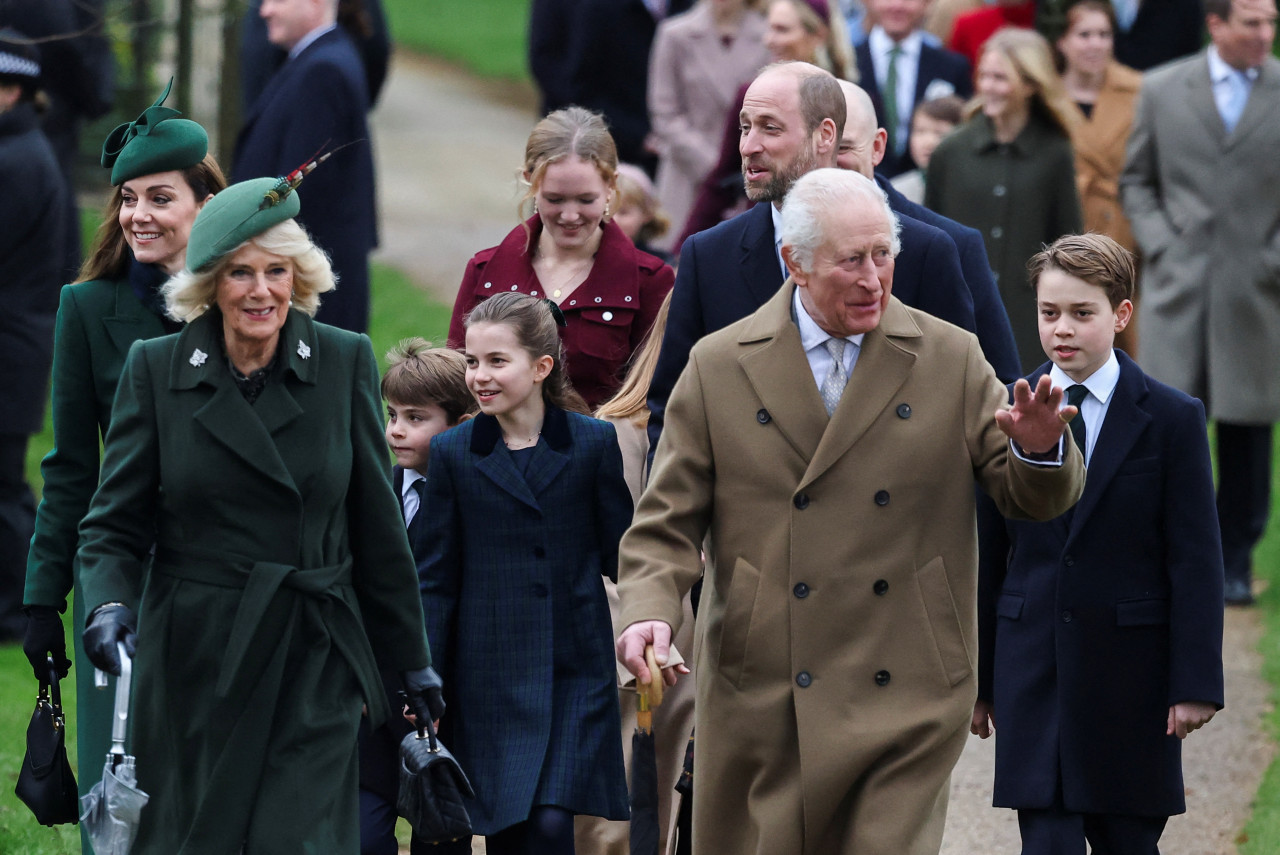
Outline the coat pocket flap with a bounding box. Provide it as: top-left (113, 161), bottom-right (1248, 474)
top-left (1115, 598), bottom-right (1170, 626)
top-left (996, 592), bottom-right (1025, 620)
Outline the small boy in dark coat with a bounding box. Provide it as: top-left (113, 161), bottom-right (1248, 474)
top-left (361, 339), bottom-right (475, 855)
top-left (974, 233), bottom-right (1225, 853)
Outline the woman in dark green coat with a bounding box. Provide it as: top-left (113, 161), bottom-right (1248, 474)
top-left (926, 27), bottom-right (1083, 372)
top-left (20, 88), bottom-right (225, 851)
top-left (75, 177), bottom-right (444, 853)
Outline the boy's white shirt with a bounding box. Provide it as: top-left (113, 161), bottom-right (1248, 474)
top-left (401, 468), bottom-right (426, 526)
top-left (1050, 351), bottom-right (1121, 468)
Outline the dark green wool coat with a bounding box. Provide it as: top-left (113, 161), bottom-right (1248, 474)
top-left (24, 276), bottom-right (170, 854)
top-left (925, 113), bottom-right (1083, 373)
top-left (77, 307), bottom-right (431, 854)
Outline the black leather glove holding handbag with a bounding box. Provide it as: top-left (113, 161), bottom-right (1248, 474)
top-left (397, 714), bottom-right (474, 843)
top-left (15, 658), bottom-right (79, 826)
top-left (22, 605), bottom-right (71, 682)
top-left (83, 603), bottom-right (137, 677)
top-left (400, 665), bottom-right (445, 724)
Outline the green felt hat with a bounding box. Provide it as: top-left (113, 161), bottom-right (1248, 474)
top-left (185, 177), bottom-right (302, 272)
top-left (101, 79), bottom-right (208, 186)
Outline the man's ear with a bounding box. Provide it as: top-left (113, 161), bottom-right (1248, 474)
top-left (871, 127), bottom-right (888, 168)
top-left (781, 244), bottom-right (808, 286)
top-left (815, 117), bottom-right (839, 159)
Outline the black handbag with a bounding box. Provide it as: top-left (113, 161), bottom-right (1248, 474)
top-left (396, 717), bottom-right (475, 843)
top-left (15, 658), bottom-right (79, 826)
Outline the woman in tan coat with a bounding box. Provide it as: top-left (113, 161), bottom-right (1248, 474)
top-left (1058, 0), bottom-right (1142, 355)
top-left (647, 0), bottom-right (770, 253)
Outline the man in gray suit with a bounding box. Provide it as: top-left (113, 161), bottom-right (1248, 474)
top-left (1121, 0), bottom-right (1279, 605)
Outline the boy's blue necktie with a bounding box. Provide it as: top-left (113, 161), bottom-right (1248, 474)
top-left (1066, 384), bottom-right (1088, 456)
top-left (406, 479), bottom-right (428, 543)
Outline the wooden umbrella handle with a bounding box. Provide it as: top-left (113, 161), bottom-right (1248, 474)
top-left (642, 645), bottom-right (665, 709)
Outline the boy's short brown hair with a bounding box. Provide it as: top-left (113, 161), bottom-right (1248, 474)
top-left (381, 339), bottom-right (477, 424)
top-left (1028, 233), bottom-right (1135, 309)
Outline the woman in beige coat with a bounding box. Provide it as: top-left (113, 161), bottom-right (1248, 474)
top-left (647, 0), bottom-right (770, 253)
top-left (1058, 0), bottom-right (1142, 355)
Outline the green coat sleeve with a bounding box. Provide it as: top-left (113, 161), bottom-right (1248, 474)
top-left (25, 286), bottom-right (99, 609)
top-left (345, 336), bottom-right (432, 672)
top-left (76, 340), bottom-right (159, 614)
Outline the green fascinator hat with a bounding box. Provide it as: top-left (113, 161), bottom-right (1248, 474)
top-left (101, 79), bottom-right (208, 186)
top-left (185, 177), bottom-right (302, 273)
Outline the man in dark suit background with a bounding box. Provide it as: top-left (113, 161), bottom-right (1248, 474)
top-left (234, 0), bottom-right (376, 333)
top-left (837, 79), bottom-right (1020, 382)
top-left (855, 0), bottom-right (971, 178)
top-left (647, 61), bottom-right (977, 457)
top-left (528, 0), bottom-right (692, 172)
top-left (240, 0), bottom-right (391, 112)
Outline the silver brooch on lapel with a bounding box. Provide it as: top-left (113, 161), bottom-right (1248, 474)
top-left (189, 348), bottom-right (208, 367)
top-left (297, 340), bottom-right (311, 359)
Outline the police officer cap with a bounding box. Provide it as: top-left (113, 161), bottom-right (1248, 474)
top-left (101, 79), bottom-right (208, 186)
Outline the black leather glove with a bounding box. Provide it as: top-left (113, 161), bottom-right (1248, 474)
top-left (83, 603), bottom-right (137, 676)
top-left (22, 605), bottom-right (71, 682)
top-left (401, 665), bottom-right (445, 724)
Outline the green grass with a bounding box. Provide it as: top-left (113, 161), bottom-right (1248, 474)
top-left (1238, 451), bottom-right (1280, 852)
top-left (0, 206), bottom-right (450, 851)
top-left (383, 0), bottom-right (531, 81)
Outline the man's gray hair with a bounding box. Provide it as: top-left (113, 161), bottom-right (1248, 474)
top-left (779, 168), bottom-right (901, 273)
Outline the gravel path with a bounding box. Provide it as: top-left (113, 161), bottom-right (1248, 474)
top-left (374, 55), bottom-right (1275, 855)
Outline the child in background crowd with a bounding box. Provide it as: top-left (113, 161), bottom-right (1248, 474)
top-left (891, 94), bottom-right (964, 204)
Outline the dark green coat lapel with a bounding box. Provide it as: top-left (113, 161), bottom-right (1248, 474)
top-left (102, 279), bottom-right (168, 358)
top-left (169, 309), bottom-right (319, 495)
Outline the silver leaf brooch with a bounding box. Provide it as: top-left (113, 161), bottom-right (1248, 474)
top-left (189, 348), bottom-right (208, 367)
top-left (297, 340), bottom-right (311, 359)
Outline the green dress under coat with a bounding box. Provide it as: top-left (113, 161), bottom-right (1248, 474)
top-left (24, 275), bottom-right (170, 855)
top-left (77, 307), bottom-right (431, 854)
top-left (925, 113), bottom-right (1083, 372)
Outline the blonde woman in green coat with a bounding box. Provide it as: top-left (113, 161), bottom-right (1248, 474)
top-left (21, 89), bottom-right (224, 852)
top-left (75, 177), bottom-right (444, 853)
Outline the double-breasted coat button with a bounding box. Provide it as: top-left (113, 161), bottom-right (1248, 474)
top-left (873, 579), bottom-right (889, 596)
top-left (532, 583), bottom-right (549, 598)
top-left (757, 409), bottom-right (771, 424)
top-left (534, 546), bottom-right (546, 558)
top-left (793, 583), bottom-right (809, 599)
top-left (1061, 610), bottom-right (1073, 623)
top-left (896, 403), bottom-right (911, 419)
top-left (874, 670), bottom-right (891, 686)
top-left (796, 671), bottom-right (812, 688)
top-left (874, 490), bottom-right (890, 506)
top-left (793, 493), bottom-right (810, 510)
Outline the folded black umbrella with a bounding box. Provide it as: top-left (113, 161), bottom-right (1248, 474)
top-left (397, 716), bottom-right (475, 844)
top-left (630, 646), bottom-right (665, 855)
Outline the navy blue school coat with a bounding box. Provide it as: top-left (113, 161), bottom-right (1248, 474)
top-left (977, 351), bottom-right (1225, 817)
top-left (417, 407), bottom-right (632, 834)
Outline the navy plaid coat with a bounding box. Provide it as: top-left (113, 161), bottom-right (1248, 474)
top-left (418, 406), bottom-right (632, 834)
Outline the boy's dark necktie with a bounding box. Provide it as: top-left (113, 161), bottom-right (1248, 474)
top-left (1066, 384), bottom-right (1089, 455)
top-left (406, 479), bottom-right (428, 543)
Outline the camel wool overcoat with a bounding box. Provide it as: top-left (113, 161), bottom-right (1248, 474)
top-left (617, 283), bottom-right (1084, 855)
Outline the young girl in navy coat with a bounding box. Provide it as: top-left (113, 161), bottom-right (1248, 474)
top-left (418, 292), bottom-right (632, 853)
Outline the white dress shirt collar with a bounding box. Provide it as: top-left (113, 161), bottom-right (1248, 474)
top-left (1208, 44), bottom-right (1261, 83)
top-left (401, 467), bottom-right (426, 524)
top-left (772, 202), bottom-right (788, 279)
top-left (1049, 351), bottom-right (1120, 466)
top-left (869, 26), bottom-right (923, 63)
top-left (793, 285), bottom-right (864, 392)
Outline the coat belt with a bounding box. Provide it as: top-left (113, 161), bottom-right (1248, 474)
top-left (152, 549), bottom-right (389, 726)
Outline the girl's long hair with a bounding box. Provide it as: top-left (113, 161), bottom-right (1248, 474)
top-left (594, 290), bottom-right (673, 427)
top-left (465, 292), bottom-right (591, 415)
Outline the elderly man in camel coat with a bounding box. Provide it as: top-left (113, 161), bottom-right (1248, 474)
top-left (616, 169), bottom-right (1085, 855)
